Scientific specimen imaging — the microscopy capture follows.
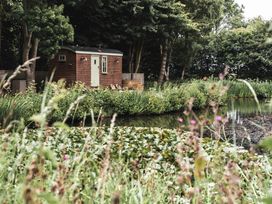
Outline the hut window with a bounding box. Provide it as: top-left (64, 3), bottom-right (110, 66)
top-left (58, 54), bottom-right (66, 62)
top-left (102, 56), bottom-right (108, 74)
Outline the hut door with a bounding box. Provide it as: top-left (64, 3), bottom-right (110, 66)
top-left (91, 56), bottom-right (100, 87)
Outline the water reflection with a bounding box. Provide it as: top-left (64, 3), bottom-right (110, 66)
top-left (102, 99), bottom-right (272, 129)
top-left (225, 99), bottom-right (272, 123)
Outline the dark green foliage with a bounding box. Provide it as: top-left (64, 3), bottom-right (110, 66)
top-left (2, 0), bottom-right (269, 82)
top-left (192, 18), bottom-right (272, 79)
top-left (27, 4), bottom-right (74, 57)
top-left (0, 0), bottom-right (74, 69)
top-left (0, 90), bottom-right (41, 126)
top-left (2, 0), bottom-right (256, 82)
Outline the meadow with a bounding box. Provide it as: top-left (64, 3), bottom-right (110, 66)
top-left (0, 79), bottom-right (272, 203)
top-left (1, 125), bottom-right (271, 203)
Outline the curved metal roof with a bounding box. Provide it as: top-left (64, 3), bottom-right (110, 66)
top-left (62, 46), bottom-right (123, 56)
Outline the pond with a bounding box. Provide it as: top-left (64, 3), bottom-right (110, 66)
top-left (101, 98), bottom-right (272, 129)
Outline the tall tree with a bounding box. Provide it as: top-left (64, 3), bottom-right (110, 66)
top-left (192, 17), bottom-right (272, 79)
top-left (0, 2), bottom-right (3, 65)
top-left (155, 0), bottom-right (194, 83)
top-left (171, 0), bottom-right (243, 79)
top-left (19, 0), bottom-right (73, 85)
top-left (0, 0), bottom-right (13, 66)
top-left (65, 0), bottom-right (162, 77)
top-left (113, 0), bottom-right (157, 76)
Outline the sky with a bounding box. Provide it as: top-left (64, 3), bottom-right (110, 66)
top-left (235, 0), bottom-right (272, 20)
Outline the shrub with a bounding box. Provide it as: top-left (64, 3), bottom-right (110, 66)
top-left (182, 82), bottom-right (207, 107)
top-left (0, 91), bottom-right (41, 126)
top-left (1, 79), bottom-right (272, 125)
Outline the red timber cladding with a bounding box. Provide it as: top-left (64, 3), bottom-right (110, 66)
top-left (53, 50), bottom-right (122, 87)
top-left (53, 49), bottom-right (76, 85)
top-left (76, 54), bottom-right (91, 86)
top-left (76, 54), bottom-right (122, 87)
top-left (100, 56), bottom-right (123, 87)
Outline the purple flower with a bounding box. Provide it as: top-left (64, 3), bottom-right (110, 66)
top-left (215, 116), bottom-right (222, 122)
top-left (190, 120), bottom-right (197, 125)
top-left (63, 155), bottom-right (69, 161)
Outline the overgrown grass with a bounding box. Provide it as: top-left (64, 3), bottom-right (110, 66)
top-left (227, 80), bottom-right (272, 98)
top-left (0, 126), bottom-right (271, 203)
top-left (154, 79), bottom-right (272, 98)
top-left (0, 91), bottom-right (41, 127)
top-left (1, 79), bottom-right (272, 125)
top-left (0, 78), bottom-right (271, 203)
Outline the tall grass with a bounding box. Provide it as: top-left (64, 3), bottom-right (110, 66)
top-left (0, 91), bottom-right (41, 126)
top-left (0, 76), bottom-right (271, 203)
top-left (0, 119), bottom-right (271, 203)
top-left (1, 79), bottom-right (272, 126)
top-left (226, 80), bottom-right (272, 98)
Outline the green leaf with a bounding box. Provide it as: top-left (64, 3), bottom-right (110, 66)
top-left (260, 137), bottom-right (272, 151)
top-left (53, 122), bottom-right (69, 130)
top-left (41, 148), bottom-right (58, 169)
top-left (38, 192), bottom-right (60, 204)
top-left (30, 114), bottom-right (45, 125)
top-left (194, 155), bottom-right (207, 181)
top-left (263, 197), bottom-right (272, 204)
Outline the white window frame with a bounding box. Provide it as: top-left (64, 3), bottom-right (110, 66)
top-left (101, 56), bottom-right (108, 74)
top-left (58, 54), bottom-right (67, 62)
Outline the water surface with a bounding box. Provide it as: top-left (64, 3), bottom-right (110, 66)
top-left (101, 98), bottom-right (272, 129)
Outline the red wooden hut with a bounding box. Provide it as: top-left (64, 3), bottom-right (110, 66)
top-left (52, 46), bottom-right (123, 87)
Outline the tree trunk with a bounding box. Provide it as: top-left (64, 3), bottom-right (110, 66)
top-left (165, 47), bottom-right (172, 81)
top-left (27, 38), bottom-right (39, 85)
top-left (22, 0), bottom-right (32, 63)
top-left (181, 65), bottom-right (186, 80)
top-left (22, 0), bottom-right (36, 87)
top-left (0, 17), bottom-right (2, 67)
top-left (158, 39), bottom-right (169, 84)
top-left (128, 44), bottom-right (135, 80)
top-left (128, 44), bottom-right (132, 78)
top-left (22, 23), bottom-right (33, 87)
top-left (22, 24), bottom-right (32, 63)
top-left (129, 39), bottom-right (144, 79)
top-left (0, 1), bottom-right (3, 67)
top-left (134, 39), bottom-right (144, 73)
top-left (181, 55), bottom-right (193, 80)
top-left (180, 33), bottom-right (190, 80)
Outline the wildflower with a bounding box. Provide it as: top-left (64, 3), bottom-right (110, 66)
top-left (177, 175), bottom-right (184, 185)
top-left (178, 118), bottom-right (184, 123)
top-left (190, 120), bottom-right (197, 126)
top-left (215, 115), bottom-right (222, 122)
top-left (63, 155), bottom-right (69, 161)
top-left (187, 187), bottom-right (200, 199)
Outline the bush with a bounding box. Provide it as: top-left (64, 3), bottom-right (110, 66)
top-left (1, 79), bottom-right (272, 125)
top-left (0, 91), bottom-right (41, 126)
